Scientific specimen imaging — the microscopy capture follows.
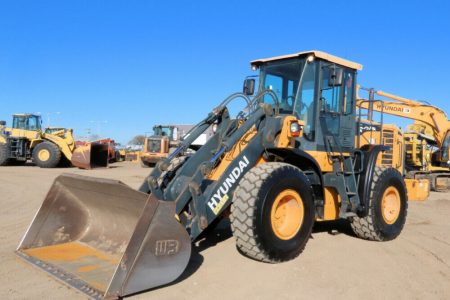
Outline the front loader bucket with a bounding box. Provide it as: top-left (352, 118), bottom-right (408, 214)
top-left (16, 174), bottom-right (191, 300)
top-left (72, 143), bottom-right (109, 169)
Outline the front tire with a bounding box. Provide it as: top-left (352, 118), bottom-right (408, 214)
top-left (230, 162), bottom-right (315, 263)
top-left (351, 167), bottom-right (408, 241)
top-left (32, 142), bottom-right (62, 168)
top-left (0, 143), bottom-right (11, 166)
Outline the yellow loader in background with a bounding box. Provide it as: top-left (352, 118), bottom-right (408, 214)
top-left (0, 113), bottom-right (108, 168)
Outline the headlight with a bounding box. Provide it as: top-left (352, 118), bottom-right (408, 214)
top-left (289, 121), bottom-right (301, 137)
top-left (290, 122), bottom-right (300, 133)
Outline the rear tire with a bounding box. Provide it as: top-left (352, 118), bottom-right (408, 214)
top-left (0, 143), bottom-right (11, 166)
top-left (230, 162), bottom-right (315, 263)
top-left (351, 167), bottom-right (408, 241)
top-left (32, 142), bottom-right (62, 168)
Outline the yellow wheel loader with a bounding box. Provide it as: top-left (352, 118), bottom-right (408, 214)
top-left (16, 51), bottom-right (426, 299)
top-left (0, 114), bottom-right (75, 167)
top-left (140, 125), bottom-right (177, 168)
top-left (140, 124), bottom-right (210, 168)
top-left (0, 114), bottom-right (109, 169)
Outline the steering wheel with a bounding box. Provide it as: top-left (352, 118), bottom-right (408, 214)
top-left (286, 96), bottom-right (295, 107)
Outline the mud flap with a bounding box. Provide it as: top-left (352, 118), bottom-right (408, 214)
top-left (71, 143), bottom-right (109, 169)
top-left (16, 174), bottom-right (191, 300)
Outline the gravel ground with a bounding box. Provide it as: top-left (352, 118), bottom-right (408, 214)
top-left (1, 162), bottom-right (449, 300)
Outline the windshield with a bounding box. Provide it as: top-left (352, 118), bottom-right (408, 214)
top-left (260, 59), bottom-right (302, 114)
top-left (147, 138), bottom-right (162, 153)
top-left (153, 126), bottom-right (173, 138)
top-left (13, 115), bottom-right (41, 131)
top-left (259, 58), bottom-right (317, 139)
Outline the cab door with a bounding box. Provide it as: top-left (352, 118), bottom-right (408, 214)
top-left (318, 64), bottom-right (356, 153)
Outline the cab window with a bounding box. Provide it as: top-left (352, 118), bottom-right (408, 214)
top-left (294, 61), bottom-right (316, 140)
top-left (443, 131), bottom-right (450, 161)
top-left (321, 67), bottom-right (342, 113)
top-left (264, 74), bottom-right (283, 103)
top-left (13, 116), bottom-right (27, 129)
top-left (344, 71), bottom-right (355, 115)
top-left (320, 65), bottom-right (343, 136)
top-left (27, 116), bottom-right (39, 130)
top-left (262, 60), bottom-right (301, 114)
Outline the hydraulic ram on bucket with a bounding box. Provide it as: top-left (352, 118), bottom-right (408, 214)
top-left (16, 174), bottom-right (191, 300)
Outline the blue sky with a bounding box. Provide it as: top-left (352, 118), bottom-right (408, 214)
top-left (1, 0), bottom-right (449, 144)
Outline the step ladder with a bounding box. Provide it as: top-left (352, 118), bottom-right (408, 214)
top-left (322, 135), bottom-right (362, 218)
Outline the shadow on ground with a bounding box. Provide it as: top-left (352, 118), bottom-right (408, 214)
top-left (126, 219), bottom-right (233, 299)
top-left (126, 218), bottom-right (357, 298)
top-left (312, 219), bottom-right (356, 237)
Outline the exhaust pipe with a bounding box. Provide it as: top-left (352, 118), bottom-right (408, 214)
top-left (16, 174), bottom-right (191, 299)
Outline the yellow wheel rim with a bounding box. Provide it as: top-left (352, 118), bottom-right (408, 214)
top-left (38, 149), bottom-right (50, 161)
top-left (381, 186), bottom-right (401, 225)
top-left (270, 189), bottom-right (304, 240)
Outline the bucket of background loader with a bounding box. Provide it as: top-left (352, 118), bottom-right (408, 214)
top-left (16, 174), bottom-right (191, 300)
top-left (71, 142), bottom-right (109, 169)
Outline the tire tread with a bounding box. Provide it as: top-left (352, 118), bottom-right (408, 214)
top-left (230, 162), bottom-right (312, 263)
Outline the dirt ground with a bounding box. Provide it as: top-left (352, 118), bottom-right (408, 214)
top-left (1, 162), bottom-right (449, 300)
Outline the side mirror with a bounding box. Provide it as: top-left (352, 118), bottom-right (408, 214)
top-left (243, 79), bottom-right (255, 95)
top-left (328, 67), bottom-right (343, 86)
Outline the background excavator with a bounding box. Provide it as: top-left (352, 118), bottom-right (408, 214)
top-left (0, 113), bottom-right (109, 169)
top-left (16, 51), bottom-right (433, 299)
top-left (357, 88), bottom-right (450, 191)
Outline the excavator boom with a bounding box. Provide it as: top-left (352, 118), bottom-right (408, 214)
top-left (357, 88), bottom-right (450, 146)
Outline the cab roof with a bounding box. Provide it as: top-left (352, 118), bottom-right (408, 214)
top-left (13, 113), bottom-right (40, 117)
top-left (251, 50), bottom-right (363, 71)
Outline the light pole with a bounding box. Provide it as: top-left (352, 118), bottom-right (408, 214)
top-left (47, 112), bottom-right (61, 128)
top-left (89, 120), bottom-right (108, 138)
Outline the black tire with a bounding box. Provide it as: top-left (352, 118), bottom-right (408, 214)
top-left (351, 167), bottom-right (408, 241)
top-left (230, 162), bottom-right (315, 263)
top-left (115, 151), bottom-right (122, 162)
top-left (32, 142), bottom-right (62, 168)
top-left (0, 143), bottom-right (11, 166)
top-left (140, 159), bottom-right (154, 168)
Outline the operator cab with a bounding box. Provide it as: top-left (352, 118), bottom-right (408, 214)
top-left (153, 125), bottom-right (175, 139)
top-left (248, 50), bottom-right (362, 152)
top-left (440, 130), bottom-right (450, 164)
top-left (12, 114), bottom-right (42, 131)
